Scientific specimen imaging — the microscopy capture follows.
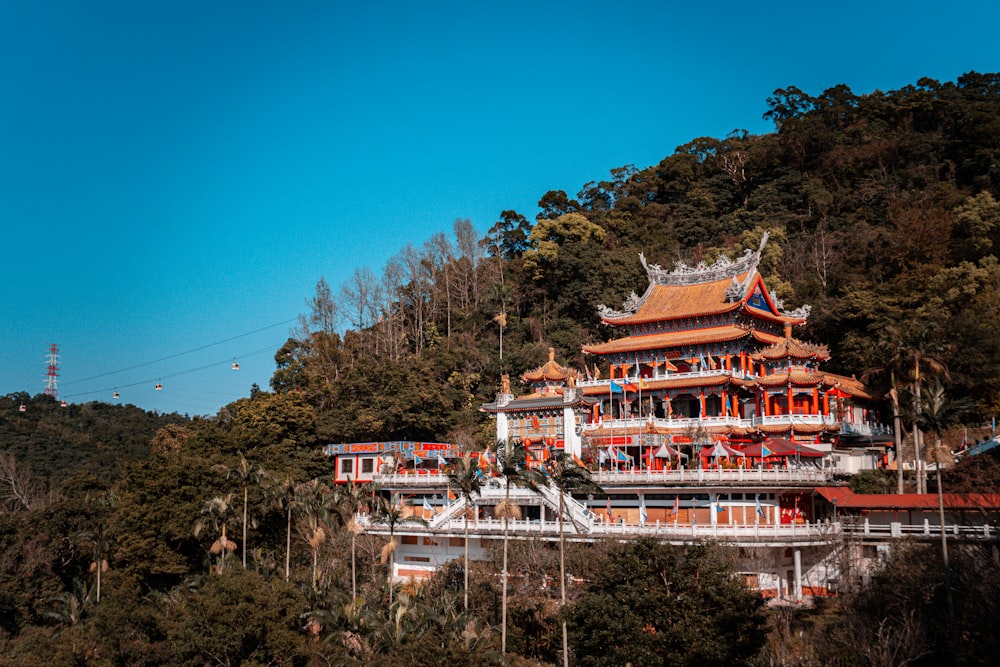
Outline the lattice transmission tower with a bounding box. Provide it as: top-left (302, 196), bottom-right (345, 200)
top-left (44, 343), bottom-right (60, 398)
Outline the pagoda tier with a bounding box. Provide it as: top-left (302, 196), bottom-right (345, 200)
top-left (479, 349), bottom-right (597, 459)
top-left (574, 237), bottom-right (886, 447)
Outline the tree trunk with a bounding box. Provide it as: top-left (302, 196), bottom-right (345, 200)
top-left (559, 492), bottom-right (569, 667)
top-left (463, 499), bottom-right (470, 610)
top-left (890, 387), bottom-right (903, 494)
top-left (285, 505), bottom-right (292, 580)
top-left (351, 531), bottom-right (357, 601)
top-left (501, 484), bottom-right (510, 656)
top-left (242, 485), bottom-right (249, 569)
top-left (934, 446), bottom-right (957, 646)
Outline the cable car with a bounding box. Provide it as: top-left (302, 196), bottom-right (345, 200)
top-left (60, 400), bottom-right (67, 408)
top-left (232, 358), bottom-right (240, 371)
top-left (155, 382), bottom-right (162, 391)
top-left (18, 404), bottom-right (26, 412)
top-left (113, 391), bottom-right (120, 399)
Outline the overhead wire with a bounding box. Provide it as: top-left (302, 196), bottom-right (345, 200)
top-left (60, 318), bottom-right (297, 387)
top-left (60, 344), bottom-right (282, 401)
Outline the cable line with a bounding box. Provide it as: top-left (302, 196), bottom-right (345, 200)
top-left (61, 344), bottom-right (282, 400)
top-left (61, 318), bottom-right (296, 386)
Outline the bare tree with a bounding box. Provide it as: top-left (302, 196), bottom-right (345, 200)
top-left (0, 451), bottom-right (42, 511)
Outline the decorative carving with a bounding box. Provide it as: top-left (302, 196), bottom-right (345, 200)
top-left (781, 304), bottom-right (813, 319)
top-left (639, 232), bottom-right (769, 286)
top-left (500, 374), bottom-right (511, 394)
top-left (725, 276), bottom-right (743, 302)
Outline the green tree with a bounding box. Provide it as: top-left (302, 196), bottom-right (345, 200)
top-left (567, 539), bottom-right (766, 667)
top-left (166, 569), bottom-right (311, 666)
top-left (213, 451), bottom-right (265, 570)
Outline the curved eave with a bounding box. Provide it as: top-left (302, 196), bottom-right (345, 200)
top-left (602, 299), bottom-right (743, 327)
top-left (743, 303), bottom-right (806, 327)
top-left (822, 373), bottom-right (874, 401)
top-left (583, 325), bottom-right (761, 356)
top-left (755, 371), bottom-right (826, 388)
top-left (480, 396), bottom-right (597, 413)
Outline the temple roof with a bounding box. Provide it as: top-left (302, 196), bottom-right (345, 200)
top-left (595, 234), bottom-right (810, 328)
top-left (815, 487), bottom-right (1000, 511)
top-left (753, 336), bottom-right (830, 362)
top-left (755, 369), bottom-right (826, 388)
top-left (480, 390), bottom-right (596, 413)
top-left (821, 373), bottom-right (873, 400)
top-left (522, 347), bottom-right (570, 383)
top-left (583, 325), bottom-right (784, 356)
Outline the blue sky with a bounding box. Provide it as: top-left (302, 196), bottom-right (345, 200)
top-left (2, 0), bottom-right (997, 416)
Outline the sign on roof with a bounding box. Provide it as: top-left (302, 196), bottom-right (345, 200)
top-left (322, 441), bottom-right (461, 458)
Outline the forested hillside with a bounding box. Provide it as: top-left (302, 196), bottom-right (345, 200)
top-left (1, 72), bottom-right (999, 665)
top-left (274, 71), bottom-right (1000, 447)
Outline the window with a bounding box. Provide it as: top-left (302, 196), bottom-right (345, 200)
top-left (361, 458), bottom-right (374, 474)
top-left (340, 459), bottom-right (353, 475)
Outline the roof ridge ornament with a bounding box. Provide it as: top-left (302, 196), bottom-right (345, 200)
top-left (639, 231), bottom-right (769, 286)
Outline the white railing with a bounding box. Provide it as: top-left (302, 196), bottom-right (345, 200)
top-left (751, 415), bottom-right (839, 427)
top-left (842, 518), bottom-right (998, 540)
top-left (360, 514), bottom-right (1000, 544)
top-left (591, 467), bottom-right (832, 485)
top-left (374, 472), bottom-right (450, 486)
top-left (374, 467), bottom-right (833, 488)
top-left (360, 514), bottom-right (838, 543)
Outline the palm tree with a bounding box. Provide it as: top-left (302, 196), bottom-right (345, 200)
top-left (297, 478), bottom-right (337, 591)
top-left (74, 527), bottom-right (109, 604)
top-left (912, 377), bottom-right (970, 642)
top-left (545, 451), bottom-right (603, 667)
top-left (193, 494), bottom-right (238, 573)
top-left (494, 438), bottom-right (543, 656)
top-left (265, 477), bottom-right (301, 581)
top-left (370, 494), bottom-right (427, 605)
top-left (864, 323), bottom-right (949, 493)
top-left (337, 477), bottom-right (372, 602)
top-left (213, 452), bottom-right (265, 569)
top-left (445, 455), bottom-right (485, 610)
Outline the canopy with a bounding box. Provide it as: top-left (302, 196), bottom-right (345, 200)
top-left (701, 442), bottom-right (746, 458)
top-left (653, 443), bottom-right (688, 459)
top-left (740, 439), bottom-right (825, 458)
top-left (604, 446), bottom-right (632, 462)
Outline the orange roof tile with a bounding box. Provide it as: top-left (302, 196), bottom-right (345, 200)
top-left (611, 275), bottom-right (745, 325)
top-left (522, 347), bottom-right (569, 383)
top-left (753, 336), bottom-right (830, 362)
top-left (755, 370), bottom-right (825, 387)
top-left (822, 373), bottom-right (874, 401)
top-left (583, 326), bottom-right (783, 356)
top-left (815, 487), bottom-right (1000, 510)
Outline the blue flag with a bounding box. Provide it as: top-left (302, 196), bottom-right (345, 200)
top-left (423, 497), bottom-right (433, 512)
top-left (609, 380), bottom-right (623, 394)
top-left (755, 494), bottom-right (766, 519)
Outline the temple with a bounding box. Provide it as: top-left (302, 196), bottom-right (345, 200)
top-left (323, 238), bottom-right (999, 599)
top-left (483, 234), bottom-right (889, 469)
top-left (479, 348), bottom-right (596, 465)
